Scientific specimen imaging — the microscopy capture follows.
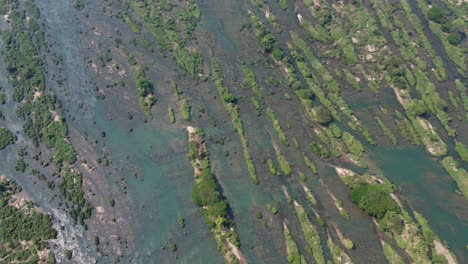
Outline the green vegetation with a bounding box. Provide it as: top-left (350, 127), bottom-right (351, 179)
top-left (311, 106), bottom-right (333, 125)
top-left (283, 223), bottom-right (305, 264)
top-left (342, 132), bottom-right (366, 167)
top-left (267, 108), bottom-right (288, 146)
top-left (382, 241), bottom-right (405, 264)
top-left (455, 141), bottom-right (468, 163)
top-left (249, 12), bottom-right (283, 61)
top-left (376, 117), bottom-right (397, 145)
top-left (180, 97), bottom-right (191, 121)
top-left (122, 12), bottom-right (140, 33)
top-left (168, 107), bottom-right (176, 124)
top-left (350, 184), bottom-right (399, 219)
top-left (303, 155), bottom-right (318, 175)
top-left (267, 159), bottom-right (280, 176)
top-left (211, 58), bottom-right (258, 184)
top-left (303, 185), bottom-right (317, 206)
top-left (1, 0), bottom-right (91, 224)
top-left (0, 178), bottom-right (57, 263)
top-left (0, 128), bottom-right (15, 150)
top-left (275, 148), bottom-right (291, 176)
top-left (130, 0), bottom-right (203, 78)
top-left (133, 67), bottom-right (155, 118)
top-left (187, 128), bottom-right (241, 262)
top-left (441, 157), bottom-right (468, 199)
top-left (293, 201), bottom-right (325, 264)
top-left (241, 65), bottom-right (262, 98)
top-left (327, 236), bottom-right (352, 264)
top-left (57, 168), bottom-right (93, 225)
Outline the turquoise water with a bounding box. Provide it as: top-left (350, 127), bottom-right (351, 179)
top-left (373, 146), bottom-right (468, 261)
top-left (24, 0), bottom-right (468, 262)
top-left (93, 105), bottom-right (224, 263)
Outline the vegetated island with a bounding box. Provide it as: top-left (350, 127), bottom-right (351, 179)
top-left (187, 126), bottom-right (245, 264)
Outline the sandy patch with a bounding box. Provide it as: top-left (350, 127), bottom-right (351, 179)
top-left (434, 240), bottom-right (457, 264)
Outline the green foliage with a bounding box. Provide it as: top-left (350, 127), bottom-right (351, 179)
top-left (278, 0), bottom-right (288, 10)
top-left (407, 100), bottom-right (428, 116)
top-left (413, 211), bottom-right (434, 244)
top-left (24, 1), bottom-right (40, 18)
top-left (180, 96), bottom-right (191, 121)
top-left (268, 159), bottom-right (280, 176)
top-left (134, 70), bottom-right (155, 118)
top-left (57, 168), bottom-right (93, 225)
top-left (441, 156), bottom-right (468, 198)
top-left (294, 202), bottom-right (325, 264)
top-left (455, 141), bottom-right (468, 163)
top-left (249, 13), bottom-right (283, 60)
top-left (447, 32), bottom-right (461, 46)
top-left (242, 65), bottom-right (262, 98)
top-left (304, 155), bottom-right (318, 175)
top-left (0, 127), bottom-right (15, 150)
top-left (130, 0), bottom-right (203, 78)
top-left (53, 139), bottom-right (77, 166)
top-left (122, 12), bottom-right (140, 33)
top-left (0, 179), bottom-right (57, 263)
top-left (211, 58), bottom-right (258, 184)
top-left (15, 159), bottom-right (27, 173)
top-left (267, 108), bottom-right (288, 146)
top-left (350, 184), bottom-right (399, 219)
top-left (327, 236), bottom-right (352, 264)
top-left (284, 224), bottom-right (302, 264)
top-left (275, 149), bottom-right (291, 176)
top-left (168, 107), bottom-right (176, 124)
top-left (342, 132), bottom-right (365, 158)
top-left (311, 106), bottom-right (333, 125)
top-left (376, 117), bottom-right (397, 144)
top-left (382, 241), bottom-right (405, 264)
top-left (426, 5), bottom-right (448, 24)
top-left (187, 128), bottom-right (241, 252)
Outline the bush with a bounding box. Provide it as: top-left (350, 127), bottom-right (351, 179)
top-left (455, 141), bottom-right (468, 163)
top-left (350, 184), bottom-right (399, 219)
top-left (0, 128), bottom-right (15, 150)
top-left (221, 92), bottom-right (236, 104)
top-left (447, 32), bottom-right (461, 46)
top-left (311, 106), bottom-right (332, 125)
top-left (426, 5), bottom-right (448, 24)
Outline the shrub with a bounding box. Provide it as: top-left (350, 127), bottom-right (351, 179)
top-left (311, 106), bottom-right (332, 125)
top-left (426, 5), bottom-right (448, 24)
top-left (221, 92), bottom-right (236, 104)
top-left (350, 184), bottom-right (399, 219)
top-left (455, 141), bottom-right (468, 163)
top-left (0, 128), bottom-right (15, 149)
top-left (447, 32), bottom-right (461, 46)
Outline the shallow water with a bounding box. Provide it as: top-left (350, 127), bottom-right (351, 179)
top-left (373, 146), bottom-right (468, 261)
